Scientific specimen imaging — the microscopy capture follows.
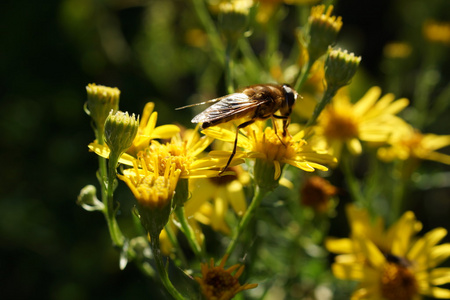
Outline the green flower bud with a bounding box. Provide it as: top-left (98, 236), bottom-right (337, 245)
top-left (218, 0), bottom-right (252, 44)
top-left (253, 158), bottom-right (280, 192)
top-left (77, 185), bottom-right (105, 212)
top-left (305, 5), bottom-right (343, 62)
top-left (104, 111), bottom-right (139, 158)
top-left (325, 48), bottom-right (361, 90)
top-left (85, 83), bottom-right (120, 132)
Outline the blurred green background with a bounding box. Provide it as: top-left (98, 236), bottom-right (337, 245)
top-left (1, 0), bottom-right (449, 299)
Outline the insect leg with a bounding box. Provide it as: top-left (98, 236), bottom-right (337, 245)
top-left (273, 114), bottom-right (290, 136)
top-left (219, 119), bottom-right (256, 175)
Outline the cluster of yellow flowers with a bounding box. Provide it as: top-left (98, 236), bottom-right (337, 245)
top-left (79, 2), bottom-right (450, 300)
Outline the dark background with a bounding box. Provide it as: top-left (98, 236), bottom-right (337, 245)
top-left (1, 0), bottom-right (449, 299)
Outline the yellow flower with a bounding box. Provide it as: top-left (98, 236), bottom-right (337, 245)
top-left (117, 161), bottom-right (180, 209)
top-left (313, 86), bottom-right (409, 159)
top-left (377, 121), bottom-right (450, 165)
top-left (185, 166), bottom-right (250, 234)
top-left (255, 0), bottom-right (320, 24)
top-left (91, 129), bottom-right (234, 179)
top-left (195, 255), bottom-right (258, 300)
top-left (126, 102), bottom-right (180, 156)
top-left (204, 120), bottom-right (336, 180)
top-left (423, 20), bottom-right (450, 45)
top-left (326, 205), bottom-right (450, 300)
top-left (383, 42), bottom-right (413, 59)
top-left (88, 102), bottom-right (179, 160)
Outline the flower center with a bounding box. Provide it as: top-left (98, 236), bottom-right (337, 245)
top-left (252, 127), bottom-right (297, 162)
top-left (380, 262), bottom-right (418, 300)
top-left (323, 110), bottom-right (358, 140)
top-left (205, 268), bottom-right (239, 298)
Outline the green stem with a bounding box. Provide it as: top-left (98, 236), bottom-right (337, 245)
top-left (102, 152), bottom-right (124, 247)
top-left (305, 85), bottom-right (339, 129)
top-left (294, 58), bottom-right (313, 92)
top-left (225, 185), bottom-right (269, 256)
top-left (390, 160), bottom-right (406, 224)
top-left (191, 0), bottom-right (224, 65)
top-left (95, 128), bottom-right (124, 247)
top-left (150, 235), bottom-right (185, 300)
top-left (225, 42), bottom-right (234, 94)
top-left (165, 223), bottom-right (188, 268)
top-left (174, 206), bottom-right (204, 259)
top-left (341, 153), bottom-right (366, 208)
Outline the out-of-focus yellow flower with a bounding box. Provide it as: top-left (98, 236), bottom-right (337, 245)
top-left (423, 20), bottom-right (450, 45)
top-left (378, 121), bottom-right (450, 165)
top-left (126, 102), bottom-right (180, 156)
top-left (383, 42), bottom-right (413, 59)
top-left (195, 255), bottom-right (258, 300)
top-left (313, 86), bottom-right (409, 159)
top-left (326, 204), bottom-right (450, 300)
top-left (255, 0), bottom-right (320, 24)
top-left (185, 166), bottom-right (250, 234)
top-left (204, 120), bottom-right (336, 181)
top-left (300, 175), bottom-right (338, 213)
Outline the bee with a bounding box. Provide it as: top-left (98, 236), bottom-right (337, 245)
top-left (177, 84), bottom-right (299, 174)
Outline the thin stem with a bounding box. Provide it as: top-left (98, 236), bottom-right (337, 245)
top-left (294, 58), bottom-right (314, 92)
top-left (174, 206), bottom-right (204, 259)
top-left (150, 235), bottom-right (185, 300)
top-left (191, 0), bottom-right (224, 65)
top-left (104, 153), bottom-right (125, 247)
top-left (165, 223), bottom-right (189, 268)
top-left (341, 153), bottom-right (366, 208)
top-left (225, 185), bottom-right (269, 256)
top-left (95, 127), bottom-right (124, 247)
top-left (225, 42), bottom-right (234, 94)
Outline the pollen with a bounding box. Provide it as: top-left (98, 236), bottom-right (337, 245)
top-left (322, 110), bottom-right (359, 140)
top-left (139, 141), bottom-right (194, 176)
top-left (380, 262), bottom-right (418, 300)
top-left (252, 127), bottom-right (299, 162)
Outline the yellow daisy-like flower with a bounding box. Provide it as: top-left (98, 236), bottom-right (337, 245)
top-left (313, 86), bottom-right (409, 159)
top-left (126, 102), bottom-right (180, 156)
top-left (326, 205), bottom-right (450, 300)
top-left (185, 166), bottom-right (250, 234)
top-left (377, 121), bottom-right (450, 165)
top-left (195, 255), bottom-right (258, 300)
top-left (204, 120), bottom-right (336, 180)
top-left (117, 161), bottom-right (180, 209)
top-left (423, 20), bottom-right (450, 45)
top-left (91, 129), bottom-right (236, 179)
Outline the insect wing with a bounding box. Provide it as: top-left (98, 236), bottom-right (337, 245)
top-left (191, 93), bottom-right (264, 123)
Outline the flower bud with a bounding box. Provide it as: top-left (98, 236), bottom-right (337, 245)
top-left (218, 0), bottom-right (252, 44)
top-left (253, 158), bottom-right (281, 191)
top-left (77, 185), bottom-right (105, 211)
top-left (325, 48), bottom-right (361, 90)
top-left (305, 5), bottom-right (342, 62)
top-left (104, 111), bottom-right (139, 158)
top-left (85, 83), bottom-right (120, 132)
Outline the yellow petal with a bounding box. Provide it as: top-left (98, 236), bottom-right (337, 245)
top-left (332, 262), bottom-right (364, 280)
top-left (356, 236), bottom-right (386, 269)
top-left (430, 268), bottom-right (450, 285)
top-left (151, 125), bottom-right (181, 139)
top-left (325, 238), bottom-right (353, 254)
top-left (226, 181), bottom-right (247, 216)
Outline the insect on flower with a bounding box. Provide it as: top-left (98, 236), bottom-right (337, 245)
top-left (177, 84), bottom-right (299, 174)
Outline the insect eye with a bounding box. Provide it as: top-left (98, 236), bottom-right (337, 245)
top-left (282, 84), bottom-right (297, 107)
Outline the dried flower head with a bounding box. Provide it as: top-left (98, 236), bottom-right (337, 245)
top-left (195, 255), bottom-right (258, 300)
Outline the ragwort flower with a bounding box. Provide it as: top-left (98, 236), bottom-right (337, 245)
top-left (377, 121), bottom-right (450, 165)
top-left (185, 166), bottom-right (250, 234)
top-left (195, 255), bottom-right (258, 300)
top-left (204, 120), bottom-right (336, 181)
top-left (326, 204), bottom-right (450, 300)
top-left (313, 86), bottom-right (409, 159)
